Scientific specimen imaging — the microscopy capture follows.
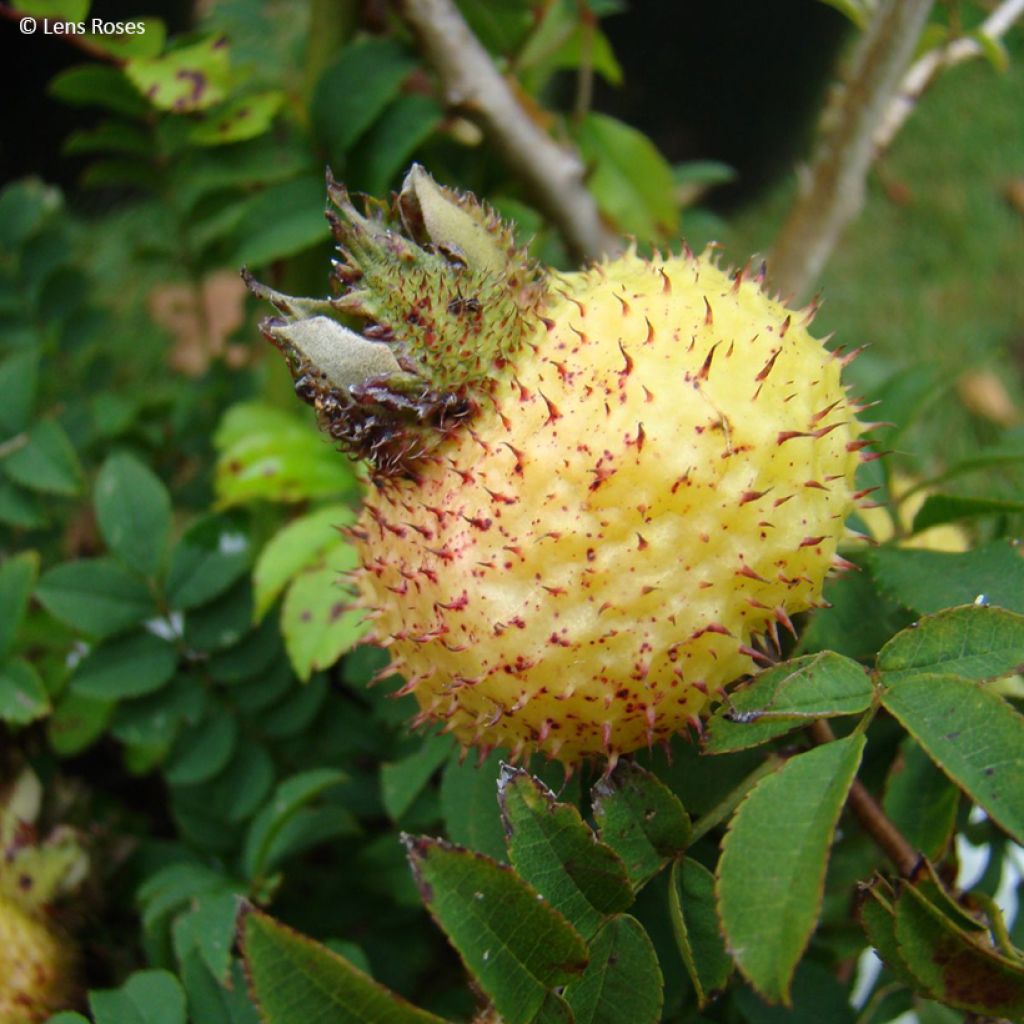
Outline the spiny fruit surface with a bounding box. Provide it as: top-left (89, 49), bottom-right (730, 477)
top-left (252, 167), bottom-right (867, 765)
top-left (0, 898), bottom-right (77, 1024)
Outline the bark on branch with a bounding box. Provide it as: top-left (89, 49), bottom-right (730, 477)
top-left (769, 0), bottom-right (935, 302)
top-left (396, 0), bottom-right (622, 264)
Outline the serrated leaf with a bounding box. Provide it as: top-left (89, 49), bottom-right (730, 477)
top-left (669, 857), bottom-right (731, 1006)
top-left (188, 91), bottom-right (284, 146)
top-left (381, 734), bottom-right (454, 822)
top-left (312, 38), bottom-right (418, 164)
top-left (894, 884), bottom-right (1024, 1016)
top-left (867, 540), bottom-right (1024, 615)
top-left (215, 402), bottom-right (356, 505)
top-left (858, 878), bottom-right (920, 988)
top-left (562, 914), bottom-right (662, 1024)
top-left (881, 673), bottom-right (1024, 844)
top-left (0, 551), bottom-right (38, 660)
top-left (882, 737), bottom-right (959, 862)
top-left (253, 504), bottom-right (355, 619)
top-left (242, 906), bottom-right (448, 1023)
top-left (95, 452), bottom-right (172, 576)
top-left (125, 36), bottom-right (230, 113)
top-left (242, 769), bottom-right (346, 880)
top-left (36, 558), bottom-right (157, 638)
top-left (70, 631), bottom-right (177, 700)
top-left (704, 652), bottom-right (873, 753)
top-left (404, 835), bottom-right (587, 1024)
top-left (0, 657), bottom-right (50, 725)
top-left (89, 968), bottom-right (187, 1024)
top-left (592, 760), bottom-right (690, 888)
top-left (498, 766), bottom-right (633, 940)
top-left (281, 556), bottom-right (366, 680)
top-left (440, 748), bottom-right (508, 862)
top-left (3, 419), bottom-right (82, 496)
top-left (877, 605), bottom-right (1024, 683)
top-left (717, 734), bottom-right (865, 1003)
top-left (571, 112), bottom-right (676, 240)
top-left (166, 515), bottom-right (250, 611)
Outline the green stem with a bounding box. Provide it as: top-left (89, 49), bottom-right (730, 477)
top-left (689, 754), bottom-right (783, 844)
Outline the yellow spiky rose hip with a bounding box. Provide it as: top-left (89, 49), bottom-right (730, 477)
top-left (250, 166), bottom-right (868, 764)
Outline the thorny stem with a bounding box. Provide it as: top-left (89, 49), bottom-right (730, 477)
top-left (395, 0), bottom-right (622, 264)
top-left (807, 719), bottom-right (920, 878)
top-left (769, 0), bottom-right (934, 302)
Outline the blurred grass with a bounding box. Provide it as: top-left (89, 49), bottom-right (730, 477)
top-left (693, 41), bottom-right (1024, 483)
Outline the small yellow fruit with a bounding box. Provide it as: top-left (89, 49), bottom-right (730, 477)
top-left (252, 168), bottom-right (867, 764)
top-left (0, 898), bottom-right (77, 1023)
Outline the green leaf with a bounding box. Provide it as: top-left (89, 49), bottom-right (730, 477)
top-left (2, 419), bottom-right (82, 496)
top-left (242, 769), bottom-right (346, 880)
top-left (0, 657), bottom-right (50, 725)
top-left (253, 504), bottom-right (355, 619)
top-left (857, 878), bottom-right (920, 988)
top-left (312, 38), bottom-right (418, 164)
top-left (354, 94), bottom-right (444, 196)
top-left (214, 403), bottom-right (357, 506)
top-left (0, 551), bottom-right (38, 660)
top-left (404, 836), bottom-right (587, 1024)
top-left (242, 906), bottom-right (449, 1023)
top-left (183, 579), bottom-right (253, 652)
top-left (189, 91), bottom-right (285, 146)
top-left (174, 742), bottom-right (275, 825)
top-left (125, 35), bottom-right (231, 113)
top-left (877, 605), bottom-right (1024, 684)
top-left (166, 515), bottom-right (251, 611)
top-left (733, 959), bottom-right (858, 1024)
top-left (47, 691), bottom-right (114, 755)
top-left (440, 747), bottom-right (508, 862)
top-left (48, 64), bottom-right (150, 118)
top-left (592, 760), bottom-right (690, 888)
top-left (165, 712), bottom-right (238, 785)
top-left (562, 914), bottom-right (662, 1024)
top-left (17, 0), bottom-right (87, 21)
top-left (82, 17), bottom-right (166, 59)
top-left (381, 734), bottom-right (454, 822)
top-left (912, 493), bottom-right (1024, 532)
top-left (0, 349), bottom-right (39, 439)
top-left (70, 631), bottom-right (178, 700)
top-left (36, 558), bottom-right (156, 638)
top-left (95, 452), bottom-right (172, 576)
top-left (717, 734), bottom-right (865, 1003)
top-left (882, 737), bottom-right (959, 862)
top-left (668, 857), bottom-right (731, 1007)
top-left (881, 673), bottom-right (1024, 844)
top-left (63, 120), bottom-right (152, 158)
top-left (230, 177), bottom-right (334, 268)
top-left (867, 540), bottom-right (1024, 615)
top-left (894, 884), bottom-right (1024, 1016)
top-left (498, 765), bottom-right (633, 940)
top-left (704, 652), bottom-right (873, 753)
top-left (0, 475), bottom-right (45, 529)
top-left (173, 890), bottom-right (240, 983)
top-left (138, 862), bottom-right (235, 931)
top-left (89, 968), bottom-right (187, 1024)
top-left (258, 674), bottom-right (329, 738)
top-left (571, 112), bottom-right (676, 240)
top-left (281, 557), bottom-right (366, 680)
